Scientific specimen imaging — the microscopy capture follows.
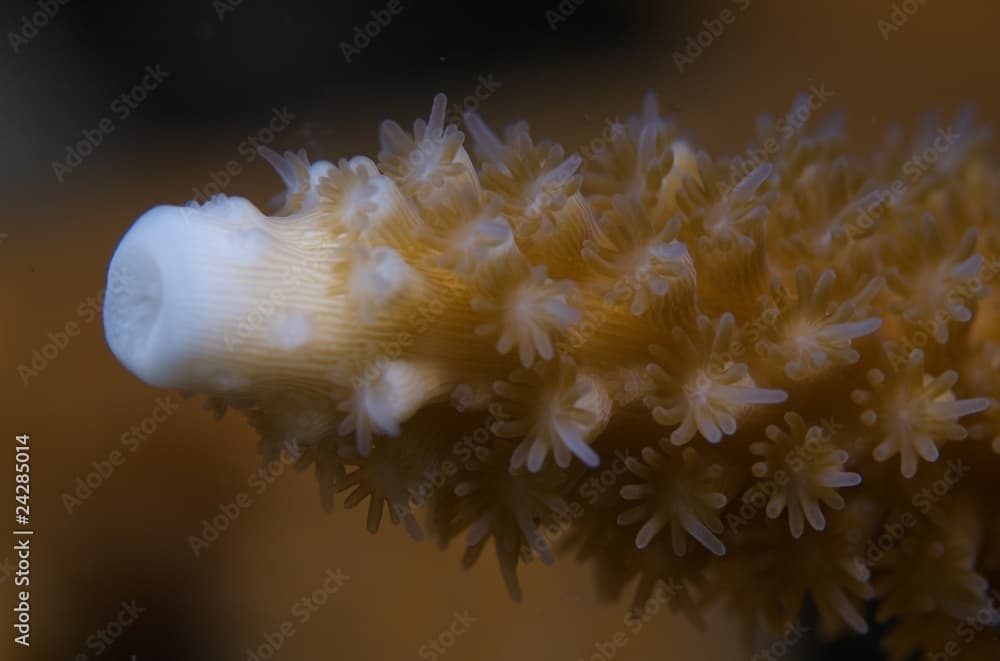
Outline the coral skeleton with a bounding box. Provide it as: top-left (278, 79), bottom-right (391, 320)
top-left (103, 93), bottom-right (1000, 656)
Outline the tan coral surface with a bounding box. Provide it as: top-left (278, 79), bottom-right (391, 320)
top-left (105, 93), bottom-right (1000, 656)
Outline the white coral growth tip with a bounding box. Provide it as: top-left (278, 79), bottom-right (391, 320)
top-left (104, 196), bottom-right (334, 391)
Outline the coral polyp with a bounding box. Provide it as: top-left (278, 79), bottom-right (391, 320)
top-left (103, 93), bottom-right (1000, 655)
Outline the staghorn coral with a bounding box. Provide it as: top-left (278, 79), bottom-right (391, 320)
top-left (102, 93), bottom-right (1000, 655)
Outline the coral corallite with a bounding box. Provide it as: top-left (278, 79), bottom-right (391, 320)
top-left (102, 93), bottom-right (1000, 656)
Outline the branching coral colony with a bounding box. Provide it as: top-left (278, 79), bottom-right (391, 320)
top-left (103, 93), bottom-right (1000, 657)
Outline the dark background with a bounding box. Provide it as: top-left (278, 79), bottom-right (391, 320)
top-left (3, 0), bottom-right (683, 191)
top-left (2, 0), bottom-right (998, 659)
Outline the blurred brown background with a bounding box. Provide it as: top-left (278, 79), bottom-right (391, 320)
top-left (2, 1), bottom-right (998, 659)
